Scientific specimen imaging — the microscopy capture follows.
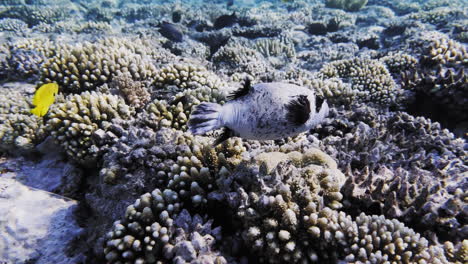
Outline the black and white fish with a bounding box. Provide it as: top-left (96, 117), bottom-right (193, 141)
top-left (188, 80), bottom-right (329, 145)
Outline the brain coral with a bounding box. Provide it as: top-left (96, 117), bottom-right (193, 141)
top-left (45, 91), bottom-right (134, 167)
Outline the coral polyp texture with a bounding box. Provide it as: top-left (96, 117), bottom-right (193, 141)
top-left (0, 0), bottom-right (467, 263)
top-left (45, 91), bottom-right (134, 167)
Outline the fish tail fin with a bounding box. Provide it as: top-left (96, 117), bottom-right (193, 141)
top-left (310, 100), bottom-right (329, 128)
top-left (30, 107), bottom-right (42, 117)
top-left (188, 102), bottom-right (223, 135)
top-left (30, 106), bottom-right (50, 117)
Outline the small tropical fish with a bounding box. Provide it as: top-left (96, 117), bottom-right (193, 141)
top-left (188, 80), bottom-right (329, 145)
top-left (30, 83), bottom-right (59, 117)
top-left (214, 12), bottom-right (238, 30)
top-left (159, 22), bottom-right (183, 42)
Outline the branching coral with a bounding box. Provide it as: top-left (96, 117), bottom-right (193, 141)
top-left (325, 0), bottom-right (368, 12)
top-left (153, 64), bottom-right (225, 98)
top-left (318, 57), bottom-right (405, 105)
top-left (98, 126), bottom-right (244, 185)
top-left (342, 165), bottom-right (467, 244)
top-left (0, 88), bottom-right (45, 153)
top-left (0, 18), bottom-right (29, 35)
top-left (0, 38), bottom-right (57, 81)
top-left (0, 5), bottom-right (69, 26)
top-left (212, 42), bottom-right (269, 77)
top-left (108, 72), bottom-right (151, 110)
top-left (422, 36), bottom-right (468, 66)
top-left (40, 38), bottom-right (158, 94)
top-left (104, 198), bottom-right (228, 263)
top-left (380, 52), bottom-right (418, 75)
top-left (214, 150), bottom-right (454, 263)
top-left (254, 37), bottom-right (296, 66)
top-left (45, 91), bottom-right (134, 167)
top-left (313, 104), bottom-right (467, 243)
top-left (143, 85), bottom-right (226, 131)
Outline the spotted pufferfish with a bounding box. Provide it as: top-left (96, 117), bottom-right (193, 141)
top-left (188, 80), bottom-right (329, 145)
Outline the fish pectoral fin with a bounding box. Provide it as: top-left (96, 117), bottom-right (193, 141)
top-left (286, 95), bottom-right (311, 125)
top-left (213, 127), bottom-right (234, 146)
top-left (227, 78), bottom-right (251, 101)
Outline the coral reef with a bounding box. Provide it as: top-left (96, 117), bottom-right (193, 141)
top-left (318, 58), bottom-right (405, 105)
top-left (0, 86), bottom-right (45, 153)
top-left (153, 64), bottom-right (224, 98)
top-left (45, 91), bottom-right (134, 167)
top-left (325, 0), bottom-right (368, 12)
top-left (107, 72), bottom-right (151, 110)
top-left (1, 0), bottom-right (467, 263)
top-left (40, 38), bottom-right (158, 94)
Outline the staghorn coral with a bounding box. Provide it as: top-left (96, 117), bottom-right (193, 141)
top-left (40, 38), bottom-right (158, 94)
top-left (325, 0), bottom-right (368, 12)
top-left (318, 57), bottom-right (405, 105)
top-left (45, 91), bottom-right (134, 167)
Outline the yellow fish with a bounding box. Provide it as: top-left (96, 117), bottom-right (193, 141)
top-left (30, 83), bottom-right (59, 117)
